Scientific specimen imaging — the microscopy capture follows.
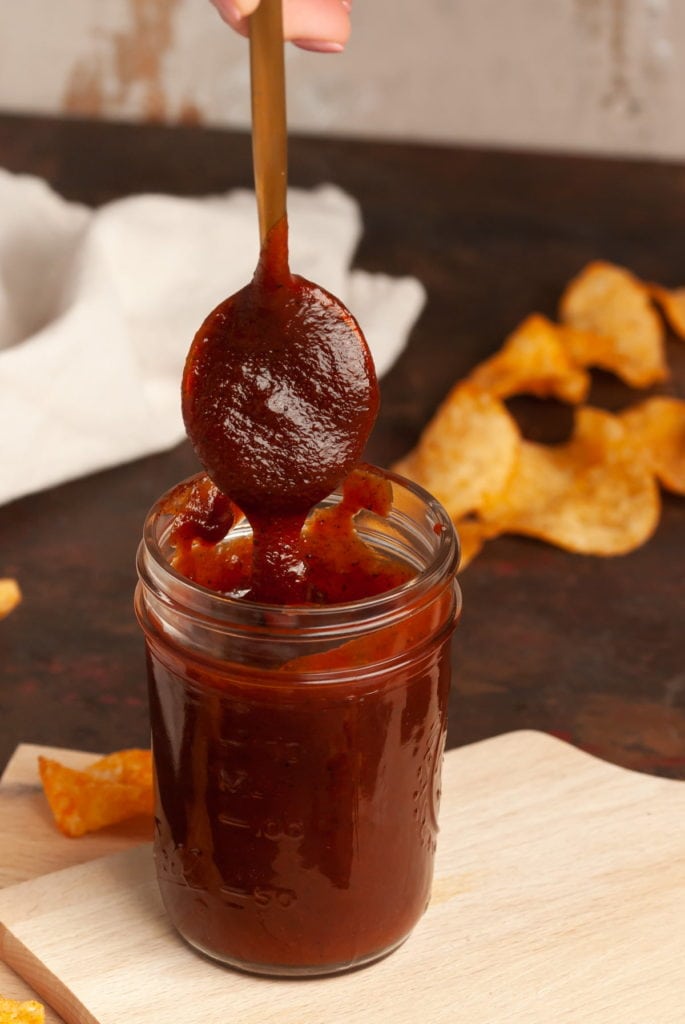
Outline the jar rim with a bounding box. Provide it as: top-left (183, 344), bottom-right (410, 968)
top-left (138, 468), bottom-right (461, 637)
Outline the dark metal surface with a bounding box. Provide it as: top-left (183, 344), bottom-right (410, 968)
top-left (0, 113), bottom-right (683, 777)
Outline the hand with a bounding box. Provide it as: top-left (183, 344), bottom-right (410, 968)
top-left (211, 0), bottom-right (351, 52)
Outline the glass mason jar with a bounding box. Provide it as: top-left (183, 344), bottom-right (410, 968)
top-left (135, 469), bottom-right (461, 977)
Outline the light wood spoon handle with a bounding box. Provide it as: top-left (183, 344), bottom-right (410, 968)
top-left (250, 0), bottom-right (288, 246)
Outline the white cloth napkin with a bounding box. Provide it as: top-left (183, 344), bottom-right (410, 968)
top-left (0, 171), bottom-right (425, 507)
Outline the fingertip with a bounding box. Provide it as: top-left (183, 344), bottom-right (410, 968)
top-left (211, 0), bottom-right (255, 32)
top-left (213, 0), bottom-right (352, 50)
top-left (211, 1), bottom-right (239, 29)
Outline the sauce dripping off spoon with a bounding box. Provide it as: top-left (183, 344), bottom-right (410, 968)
top-left (182, 0), bottom-right (379, 603)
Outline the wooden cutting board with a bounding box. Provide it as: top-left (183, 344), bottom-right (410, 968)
top-left (0, 744), bottom-right (151, 1022)
top-left (0, 732), bottom-right (684, 1023)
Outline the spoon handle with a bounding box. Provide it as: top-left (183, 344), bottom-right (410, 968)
top-left (250, 0), bottom-right (288, 247)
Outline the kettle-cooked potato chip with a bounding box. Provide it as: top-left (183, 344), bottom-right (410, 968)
top-left (39, 750), bottom-right (153, 838)
top-left (649, 284), bottom-right (685, 341)
top-left (0, 578), bottom-right (21, 621)
top-left (620, 397), bottom-right (685, 495)
top-left (394, 261), bottom-right (684, 570)
top-left (0, 996), bottom-right (44, 1023)
top-left (393, 385), bottom-right (520, 521)
top-left (560, 261), bottom-right (667, 387)
top-left (467, 314), bottom-right (590, 404)
top-left (479, 407), bottom-right (660, 555)
top-left (454, 518), bottom-right (501, 570)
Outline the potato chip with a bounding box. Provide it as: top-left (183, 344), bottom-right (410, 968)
top-left (39, 751), bottom-right (153, 838)
top-left (559, 261), bottom-right (667, 387)
top-left (649, 284), bottom-right (685, 341)
top-left (0, 578), bottom-right (21, 620)
top-left (0, 996), bottom-right (44, 1024)
top-left (467, 314), bottom-right (590, 403)
top-left (393, 385), bottom-right (520, 521)
top-left (480, 407), bottom-right (660, 555)
top-left (620, 397), bottom-right (685, 494)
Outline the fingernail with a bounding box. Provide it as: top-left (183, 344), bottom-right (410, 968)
top-left (293, 39), bottom-right (345, 53)
top-left (341, 0), bottom-right (352, 11)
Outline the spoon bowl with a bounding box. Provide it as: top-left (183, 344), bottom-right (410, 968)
top-left (182, 217), bottom-right (378, 516)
